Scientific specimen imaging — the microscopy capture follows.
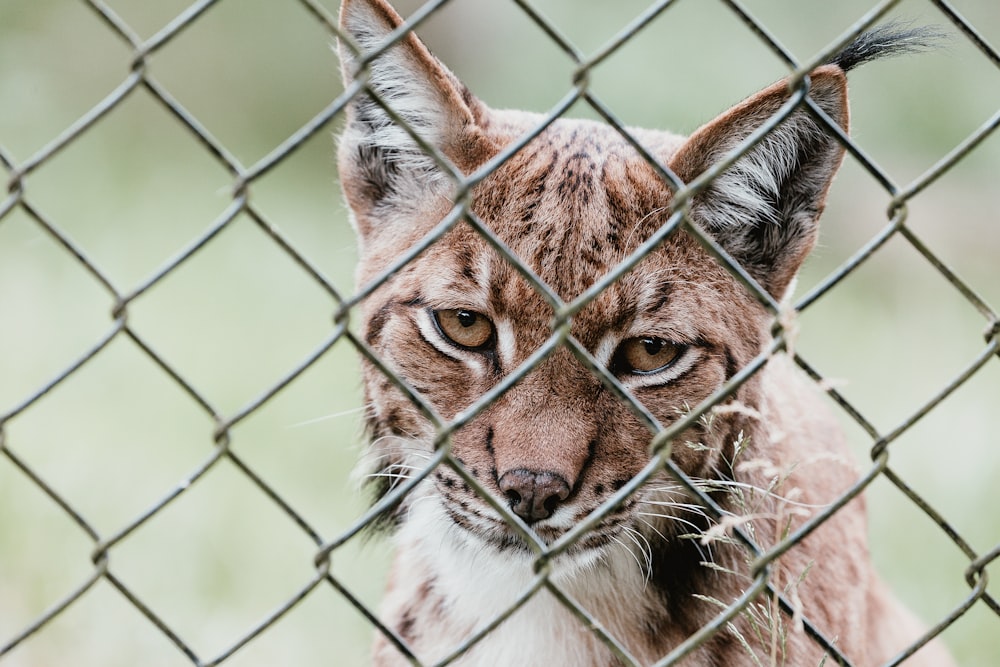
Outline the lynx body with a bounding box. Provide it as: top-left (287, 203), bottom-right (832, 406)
top-left (336, 1), bottom-right (953, 664)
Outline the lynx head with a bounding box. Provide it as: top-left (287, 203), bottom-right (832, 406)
top-left (337, 0), bottom-right (850, 570)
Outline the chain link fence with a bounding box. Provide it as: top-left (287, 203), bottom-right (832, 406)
top-left (1, 0), bottom-right (998, 665)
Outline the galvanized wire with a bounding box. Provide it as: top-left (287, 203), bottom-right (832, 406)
top-left (1, 0), bottom-right (997, 665)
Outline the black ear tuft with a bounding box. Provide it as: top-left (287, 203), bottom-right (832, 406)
top-left (830, 22), bottom-right (945, 72)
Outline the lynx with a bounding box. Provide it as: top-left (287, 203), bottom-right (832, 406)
top-left (336, 1), bottom-right (953, 665)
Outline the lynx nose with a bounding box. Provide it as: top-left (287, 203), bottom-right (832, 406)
top-left (498, 470), bottom-right (571, 523)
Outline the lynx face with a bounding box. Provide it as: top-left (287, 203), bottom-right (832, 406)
top-left (339, 0), bottom-right (849, 573)
top-left (356, 131), bottom-right (774, 567)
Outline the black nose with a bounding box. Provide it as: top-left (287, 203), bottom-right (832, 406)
top-left (498, 469), bottom-right (571, 523)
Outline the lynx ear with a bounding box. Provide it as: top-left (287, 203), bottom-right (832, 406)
top-left (337, 0), bottom-right (492, 222)
top-left (669, 66), bottom-right (849, 299)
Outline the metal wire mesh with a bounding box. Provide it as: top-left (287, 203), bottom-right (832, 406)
top-left (1, 0), bottom-right (997, 665)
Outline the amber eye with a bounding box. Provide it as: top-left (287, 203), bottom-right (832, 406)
top-left (615, 337), bottom-right (682, 374)
top-left (433, 309), bottom-right (495, 350)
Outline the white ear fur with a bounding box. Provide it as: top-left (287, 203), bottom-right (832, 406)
top-left (693, 112), bottom-right (831, 232)
top-left (340, 3), bottom-right (442, 170)
top-left (670, 67), bottom-right (849, 298)
top-left (338, 0), bottom-right (483, 212)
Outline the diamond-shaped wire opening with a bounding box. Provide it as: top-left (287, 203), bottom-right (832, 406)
top-left (19, 88), bottom-right (234, 289)
top-left (137, 0), bottom-right (342, 167)
top-left (795, 233), bottom-right (997, 428)
top-left (578, 0), bottom-right (798, 130)
top-left (2, 336), bottom-right (216, 531)
top-left (121, 212), bottom-right (343, 414)
top-left (0, 2), bottom-right (134, 162)
top-left (104, 457), bottom-right (331, 659)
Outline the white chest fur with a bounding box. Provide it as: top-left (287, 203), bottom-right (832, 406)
top-left (381, 497), bottom-right (668, 667)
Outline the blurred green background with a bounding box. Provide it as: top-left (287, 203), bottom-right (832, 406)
top-left (1, 0), bottom-right (998, 665)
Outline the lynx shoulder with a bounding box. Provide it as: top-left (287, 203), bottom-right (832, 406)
top-left (336, 1), bottom-right (952, 665)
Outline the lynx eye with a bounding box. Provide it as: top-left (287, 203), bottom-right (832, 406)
top-left (615, 337), bottom-right (682, 375)
top-left (433, 309), bottom-right (495, 350)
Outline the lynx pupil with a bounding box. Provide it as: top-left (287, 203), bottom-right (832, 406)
top-left (457, 310), bottom-right (477, 328)
top-left (642, 337), bottom-right (664, 355)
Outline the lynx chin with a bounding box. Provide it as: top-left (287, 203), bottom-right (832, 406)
top-left (335, 1), bottom-right (953, 665)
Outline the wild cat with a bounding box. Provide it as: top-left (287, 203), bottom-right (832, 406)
top-left (335, 0), bottom-right (954, 665)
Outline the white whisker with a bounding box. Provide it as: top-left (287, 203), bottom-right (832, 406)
top-left (286, 406), bottom-right (368, 428)
top-left (635, 511), bottom-right (715, 564)
top-left (365, 467), bottom-right (422, 482)
top-left (610, 533), bottom-right (647, 579)
top-left (622, 526), bottom-right (653, 581)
